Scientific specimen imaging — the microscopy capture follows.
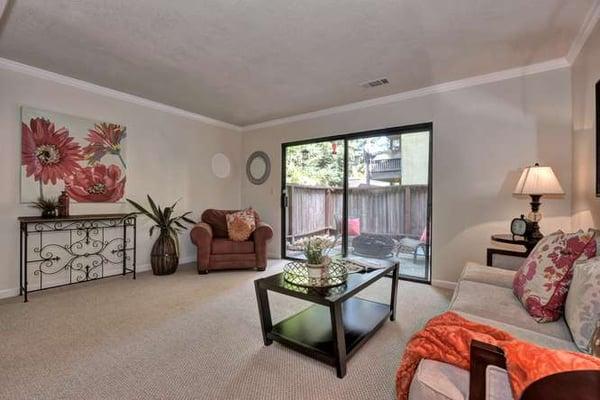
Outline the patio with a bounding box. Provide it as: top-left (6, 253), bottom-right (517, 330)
top-left (286, 245), bottom-right (428, 279)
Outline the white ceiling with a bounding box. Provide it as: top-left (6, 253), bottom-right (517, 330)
top-left (0, 0), bottom-right (596, 126)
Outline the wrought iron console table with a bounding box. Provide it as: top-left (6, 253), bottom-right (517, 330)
top-left (18, 213), bottom-right (137, 302)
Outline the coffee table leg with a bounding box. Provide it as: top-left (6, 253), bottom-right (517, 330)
top-left (254, 281), bottom-right (273, 346)
top-left (390, 262), bottom-right (399, 321)
top-left (330, 302), bottom-right (347, 378)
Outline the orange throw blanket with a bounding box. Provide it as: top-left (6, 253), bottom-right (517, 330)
top-left (396, 312), bottom-right (600, 400)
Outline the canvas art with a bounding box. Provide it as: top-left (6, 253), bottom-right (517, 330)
top-left (20, 106), bottom-right (127, 203)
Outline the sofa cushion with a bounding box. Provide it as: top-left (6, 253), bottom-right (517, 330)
top-left (450, 280), bottom-right (574, 342)
top-left (408, 359), bottom-right (514, 400)
top-left (454, 312), bottom-right (577, 352)
top-left (512, 230), bottom-right (595, 323)
top-left (564, 256), bottom-right (600, 353)
top-left (460, 263), bottom-right (515, 289)
top-left (211, 238), bottom-right (254, 255)
top-left (408, 359), bottom-right (469, 400)
top-left (486, 365), bottom-right (513, 400)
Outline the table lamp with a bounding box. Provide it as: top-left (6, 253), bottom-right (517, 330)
top-left (513, 163), bottom-right (564, 240)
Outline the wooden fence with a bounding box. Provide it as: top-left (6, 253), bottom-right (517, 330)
top-left (285, 184), bottom-right (428, 242)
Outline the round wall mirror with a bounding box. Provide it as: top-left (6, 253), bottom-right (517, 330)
top-left (211, 153), bottom-right (231, 178)
top-left (246, 151), bottom-right (271, 185)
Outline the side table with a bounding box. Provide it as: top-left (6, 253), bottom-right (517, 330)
top-left (486, 234), bottom-right (538, 267)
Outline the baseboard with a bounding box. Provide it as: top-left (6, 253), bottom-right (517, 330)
top-left (431, 279), bottom-right (457, 290)
top-left (0, 287), bottom-right (20, 300)
top-left (0, 256), bottom-right (198, 300)
top-left (132, 256), bottom-right (196, 273)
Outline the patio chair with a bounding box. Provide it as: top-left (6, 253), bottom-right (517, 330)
top-left (396, 227), bottom-right (429, 262)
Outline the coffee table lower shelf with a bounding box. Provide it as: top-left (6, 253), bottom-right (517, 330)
top-left (268, 298), bottom-right (390, 370)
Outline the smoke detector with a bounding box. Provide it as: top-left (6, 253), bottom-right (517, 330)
top-left (360, 77), bottom-right (389, 88)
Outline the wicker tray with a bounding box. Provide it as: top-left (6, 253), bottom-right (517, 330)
top-left (283, 259), bottom-right (367, 288)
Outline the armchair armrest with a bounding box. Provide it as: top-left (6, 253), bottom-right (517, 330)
top-left (190, 223), bottom-right (213, 271)
top-left (254, 222), bottom-right (273, 242)
top-left (190, 222), bottom-right (213, 245)
top-left (253, 222), bottom-right (273, 270)
top-left (469, 340), bottom-right (507, 400)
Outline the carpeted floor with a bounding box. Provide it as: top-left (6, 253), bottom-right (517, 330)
top-left (0, 260), bottom-right (451, 400)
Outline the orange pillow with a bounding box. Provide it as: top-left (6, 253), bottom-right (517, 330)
top-left (226, 209), bottom-right (256, 241)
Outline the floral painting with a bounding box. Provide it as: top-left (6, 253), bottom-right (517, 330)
top-left (20, 106), bottom-right (127, 203)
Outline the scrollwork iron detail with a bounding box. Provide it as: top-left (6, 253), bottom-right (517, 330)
top-left (20, 214), bottom-right (137, 300)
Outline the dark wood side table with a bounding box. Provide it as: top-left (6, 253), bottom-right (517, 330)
top-left (486, 234), bottom-right (538, 267)
top-left (254, 261), bottom-right (398, 378)
top-left (520, 370), bottom-right (600, 400)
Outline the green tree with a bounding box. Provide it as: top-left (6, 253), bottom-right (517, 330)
top-left (286, 137), bottom-right (391, 187)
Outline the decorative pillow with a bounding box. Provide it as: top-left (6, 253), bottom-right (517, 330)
top-left (564, 256), bottom-right (600, 353)
top-left (226, 209), bottom-right (256, 241)
top-left (512, 230), bottom-right (596, 323)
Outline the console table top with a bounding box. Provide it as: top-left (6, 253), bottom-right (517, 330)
top-left (18, 213), bottom-right (133, 223)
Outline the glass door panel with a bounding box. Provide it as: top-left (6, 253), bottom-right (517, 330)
top-left (283, 140), bottom-right (344, 260)
top-left (346, 131), bottom-right (430, 280)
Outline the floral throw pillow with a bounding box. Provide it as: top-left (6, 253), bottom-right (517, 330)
top-left (564, 257), bottom-right (600, 353)
top-left (513, 230), bottom-right (596, 323)
top-left (226, 209), bottom-right (256, 242)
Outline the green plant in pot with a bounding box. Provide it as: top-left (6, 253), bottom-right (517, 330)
top-left (31, 196), bottom-right (59, 218)
top-left (303, 236), bottom-right (334, 280)
top-left (124, 195), bottom-right (196, 275)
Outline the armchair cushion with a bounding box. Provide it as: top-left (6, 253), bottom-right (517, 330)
top-left (212, 239), bottom-right (254, 255)
top-left (202, 209), bottom-right (261, 238)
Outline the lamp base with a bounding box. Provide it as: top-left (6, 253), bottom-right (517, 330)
top-left (527, 194), bottom-right (543, 241)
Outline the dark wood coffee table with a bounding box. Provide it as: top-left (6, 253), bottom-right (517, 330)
top-left (254, 261), bottom-right (398, 378)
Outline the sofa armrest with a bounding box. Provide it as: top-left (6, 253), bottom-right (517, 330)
top-left (253, 222), bottom-right (273, 269)
top-left (190, 223), bottom-right (213, 271)
top-left (469, 340), bottom-right (507, 400)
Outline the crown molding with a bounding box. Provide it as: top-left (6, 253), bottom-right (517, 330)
top-left (242, 58), bottom-right (569, 131)
top-left (0, 55), bottom-right (573, 134)
top-left (566, 0), bottom-right (600, 64)
top-left (0, 57), bottom-right (243, 132)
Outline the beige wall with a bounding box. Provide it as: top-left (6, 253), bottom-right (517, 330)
top-left (242, 68), bottom-right (573, 284)
top-left (0, 67), bottom-right (242, 297)
top-left (572, 22), bottom-right (600, 229)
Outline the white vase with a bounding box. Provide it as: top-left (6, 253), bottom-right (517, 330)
top-left (306, 256), bottom-right (330, 280)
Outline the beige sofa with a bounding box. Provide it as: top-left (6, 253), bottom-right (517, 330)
top-left (408, 262), bottom-right (579, 400)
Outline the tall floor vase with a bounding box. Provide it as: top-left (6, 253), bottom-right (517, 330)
top-left (151, 230), bottom-right (179, 275)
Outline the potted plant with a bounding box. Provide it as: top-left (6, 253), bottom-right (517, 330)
top-left (304, 236), bottom-right (334, 280)
top-left (31, 196), bottom-right (59, 218)
top-left (124, 195), bottom-right (196, 275)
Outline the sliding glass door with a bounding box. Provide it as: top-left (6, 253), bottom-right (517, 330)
top-left (282, 139), bottom-right (345, 260)
top-left (282, 124), bottom-right (432, 282)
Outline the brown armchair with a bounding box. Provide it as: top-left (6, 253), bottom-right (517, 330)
top-left (190, 209), bottom-right (273, 274)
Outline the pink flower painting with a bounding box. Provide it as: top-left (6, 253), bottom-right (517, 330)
top-left (83, 123), bottom-right (127, 168)
top-left (20, 107), bottom-right (127, 203)
top-left (65, 164), bottom-right (126, 202)
top-left (21, 118), bottom-right (82, 185)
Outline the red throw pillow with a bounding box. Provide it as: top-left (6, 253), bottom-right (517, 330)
top-left (348, 218), bottom-right (360, 236)
top-left (512, 230), bottom-right (596, 322)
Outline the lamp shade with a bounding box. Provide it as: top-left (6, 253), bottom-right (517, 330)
top-left (514, 164), bottom-right (564, 195)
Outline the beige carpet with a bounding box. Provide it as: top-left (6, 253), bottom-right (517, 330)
top-left (0, 260), bottom-right (451, 400)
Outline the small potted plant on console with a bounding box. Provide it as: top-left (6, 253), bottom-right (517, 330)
top-left (31, 196), bottom-right (59, 218)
